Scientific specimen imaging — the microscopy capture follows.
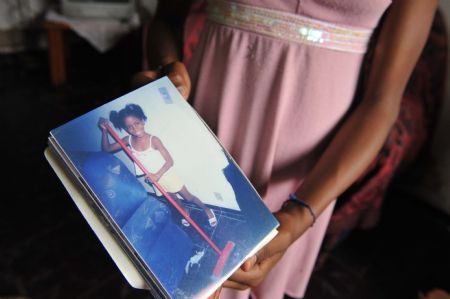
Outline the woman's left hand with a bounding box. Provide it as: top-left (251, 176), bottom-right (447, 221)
top-left (223, 204), bottom-right (311, 290)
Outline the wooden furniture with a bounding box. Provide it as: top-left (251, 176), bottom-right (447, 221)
top-left (44, 20), bottom-right (70, 87)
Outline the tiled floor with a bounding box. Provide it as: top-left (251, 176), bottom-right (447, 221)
top-left (1, 32), bottom-right (449, 299)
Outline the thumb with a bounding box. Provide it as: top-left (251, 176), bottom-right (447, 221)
top-left (240, 242), bottom-right (278, 272)
top-left (131, 70), bottom-right (160, 88)
top-left (240, 255), bottom-right (258, 272)
top-left (254, 243), bottom-right (275, 264)
top-left (248, 226), bottom-right (292, 268)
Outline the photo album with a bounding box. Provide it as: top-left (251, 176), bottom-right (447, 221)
top-left (45, 77), bottom-right (279, 299)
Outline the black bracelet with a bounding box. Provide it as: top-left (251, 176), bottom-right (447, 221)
top-left (286, 193), bottom-right (316, 227)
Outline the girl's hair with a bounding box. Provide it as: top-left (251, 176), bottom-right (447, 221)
top-left (109, 104), bottom-right (147, 131)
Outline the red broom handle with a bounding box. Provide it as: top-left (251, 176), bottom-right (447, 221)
top-left (104, 123), bottom-right (222, 255)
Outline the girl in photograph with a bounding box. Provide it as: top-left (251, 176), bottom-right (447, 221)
top-left (98, 103), bottom-right (218, 227)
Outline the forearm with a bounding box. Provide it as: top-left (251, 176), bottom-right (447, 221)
top-left (154, 160), bottom-right (174, 180)
top-left (101, 130), bottom-right (112, 152)
top-left (146, 18), bottom-right (181, 69)
top-left (287, 0), bottom-right (438, 238)
top-left (145, 1), bottom-right (192, 69)
top-left (151, 137), bottom-right (175, 180)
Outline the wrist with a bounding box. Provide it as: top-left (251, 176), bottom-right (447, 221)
top-left (282, 193), bottom-right (317, 228)
top-left (276, 203), bottom-right (311, 243)
top-left (289, 193), bottom-right (316, 226)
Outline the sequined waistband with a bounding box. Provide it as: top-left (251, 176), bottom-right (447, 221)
top-left (207, 0), bottom-right (373, 53)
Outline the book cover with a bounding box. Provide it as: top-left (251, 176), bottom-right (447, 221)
top-left (45, 77), bottom-right (279, 299)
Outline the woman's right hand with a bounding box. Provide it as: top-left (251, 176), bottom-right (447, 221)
top-left (163, 61), bottom-right (191, 100)
top-left (131, 61), bottom-right (191, 100)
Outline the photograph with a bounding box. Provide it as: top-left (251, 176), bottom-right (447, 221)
top-left (49, 78), bottom-right (278, 298)
top-left (3, 1), bottom-right (450, 299)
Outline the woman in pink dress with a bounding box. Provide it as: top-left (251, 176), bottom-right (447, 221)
top-left (133, 1), bottom-right (438, 298)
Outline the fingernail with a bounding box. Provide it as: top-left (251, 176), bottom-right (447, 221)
top-left (177, 86), bottom-right (184, 94)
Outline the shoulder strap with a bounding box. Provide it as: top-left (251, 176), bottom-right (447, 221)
top-left (149, 135), bottom-right (154, 149)
top-left (128, 135), bottom-right (134, 151)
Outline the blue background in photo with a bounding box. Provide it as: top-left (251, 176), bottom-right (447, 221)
top-left (69, 149), bottom-right (277, 298)
top-left (74, 151), bottom-right (194, 296)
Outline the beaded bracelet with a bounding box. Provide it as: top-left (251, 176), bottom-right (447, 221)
top-left (286, 193), bottom-right (316, 227)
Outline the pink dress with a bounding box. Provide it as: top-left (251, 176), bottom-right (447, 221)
top-left (187, 1), bottom-right (391, 298)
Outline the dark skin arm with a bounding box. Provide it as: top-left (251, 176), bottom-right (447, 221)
top-left (98, 117), bottom-right (129, 153)
top-left (145, 136), bottom-right (174, 183)
top-left (225, 0), bottom-right (439, 290)
top-left (131, 0), bottom-right (193, 99)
